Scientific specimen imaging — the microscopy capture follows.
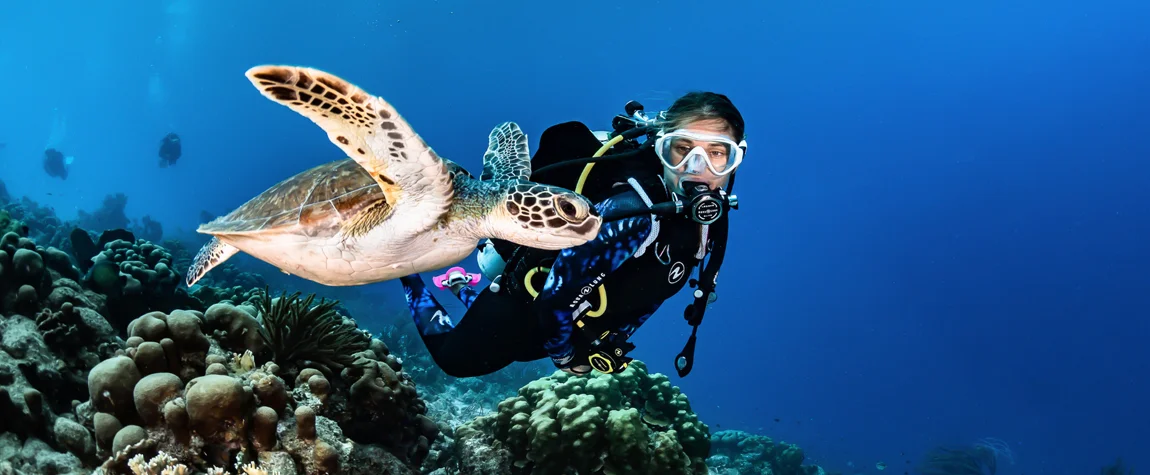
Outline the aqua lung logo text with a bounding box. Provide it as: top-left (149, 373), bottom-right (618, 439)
top-left (668, 262), bottom-right (686, 284)
top-left (569, 272), bottom-right (606, 308)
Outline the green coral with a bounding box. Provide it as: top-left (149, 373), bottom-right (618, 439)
top-left (255, 288), bottom-right (371, 374)
top-left (455, 360), bottom-right (710, 475)
top-left (710, 430), bottom-right (812, 475)
top-left (0, 209), bottom-right (28, 236)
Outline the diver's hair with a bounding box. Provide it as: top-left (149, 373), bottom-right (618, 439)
top-left (659, 92), bottom-right (746, 143)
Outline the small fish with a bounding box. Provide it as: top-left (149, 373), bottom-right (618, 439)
top-left (876, 462), bottom-right (887, 470)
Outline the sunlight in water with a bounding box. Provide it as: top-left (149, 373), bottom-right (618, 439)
top-left (44, 107), bottom-right (67, 151)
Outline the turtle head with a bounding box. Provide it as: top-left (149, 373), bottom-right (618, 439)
top-left (486, 182), bottom-right (601, 250)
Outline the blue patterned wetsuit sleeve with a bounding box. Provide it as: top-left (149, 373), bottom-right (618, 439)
top-left (534, 198), bottom-right (653, 366)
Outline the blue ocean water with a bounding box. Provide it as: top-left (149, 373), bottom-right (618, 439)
top-left (1, 1), bottom-right (1147, 474)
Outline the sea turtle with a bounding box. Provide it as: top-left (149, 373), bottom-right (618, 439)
top-left (185, 65), bottom-right (601, 287)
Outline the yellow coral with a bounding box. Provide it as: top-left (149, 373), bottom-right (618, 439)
top-left (204, 462), bottom-right (277, 475)
top-left (240, 462), bottom-right (272, 475)
top-left (231, 349), bottom-right (257, 373)
top-left (125, 451), bottom-right (278, 475)
top-left (127, 452), bottom-right (188, 475)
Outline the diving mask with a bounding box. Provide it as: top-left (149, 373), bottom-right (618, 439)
top-left (654, 129), bottom-right (746, 177)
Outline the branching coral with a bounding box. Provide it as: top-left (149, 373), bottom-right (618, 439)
top-left (255, 288), bottom-right (371, 375)
top-left (127, 451), bottom-right (277, 475)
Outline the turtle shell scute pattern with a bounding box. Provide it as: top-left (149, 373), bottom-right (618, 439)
top-left (203, 158), bottom-right (388, 236)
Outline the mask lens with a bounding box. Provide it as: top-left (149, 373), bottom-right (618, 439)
top-left (658, 133), bottom-right (740, 175)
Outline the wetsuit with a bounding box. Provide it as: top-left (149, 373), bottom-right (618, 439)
top-left (400, 170), bottom-right (714, 377)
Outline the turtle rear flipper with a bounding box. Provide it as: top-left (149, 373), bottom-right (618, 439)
top-left (244, 65), bottom-right (454, 239)
top-left (186, 237), bottom-right (239, 287)
top-left (482, 122), bottom-right (531, 181)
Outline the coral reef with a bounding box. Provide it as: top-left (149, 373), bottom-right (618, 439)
top-left (162, 239), bottom-right (266, 306)
top-left (447, 360), bottom-right (711, 475)
top-left (78, 297), bottom-right (438, 474)
top-left (0, 209), bottom-right (29, 238)
top-left (84, 237), bottom-right (204, 332)
top-left (3, 196), bottom-right (70, 251)
top-left (0, 232), bottom-right (123, 474)
top-left (77, 193), bottom-right (131, 234)
top-left (0, 188), bottom-right (829, 475)
top-left (253, 290), bottom-right (371, 377)
top-left (132, 216), bottom-right (164, 244)
top-left (707, 430), bottom-right (822, 475)
top-left (0, 196), bottom-right (443, 474)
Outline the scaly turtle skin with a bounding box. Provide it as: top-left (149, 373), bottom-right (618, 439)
top-left (186, 65), bottom-right (601, 287)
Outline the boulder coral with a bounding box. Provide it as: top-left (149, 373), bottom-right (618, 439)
top-left (451, 360), bottom-right (711, 475)
top-left (84, 302), bottom-right (437, 475)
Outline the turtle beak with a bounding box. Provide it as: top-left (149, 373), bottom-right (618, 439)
top-left (570, 215), bottom-right (600, 238)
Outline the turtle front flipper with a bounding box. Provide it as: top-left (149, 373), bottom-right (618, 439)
top-left (244, 65), bottom-right (454, 238)
top-left (186, 237), bottom-right (239, 287)
top-left (481, 122), bottom-right (532, 181)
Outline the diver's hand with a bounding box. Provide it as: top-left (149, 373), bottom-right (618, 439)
top-left (551, 355), bottom-right (592, 376)
top-left (561, 364), bottom-right (592, 376)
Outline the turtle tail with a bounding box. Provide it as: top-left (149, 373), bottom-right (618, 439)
top-left (186, 237), bottom-right (240, 287)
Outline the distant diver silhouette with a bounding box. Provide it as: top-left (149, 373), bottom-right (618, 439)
top-left (159, 132), bottom-right (181, 167)
top-left (43, 148), bottom-right (69, 180)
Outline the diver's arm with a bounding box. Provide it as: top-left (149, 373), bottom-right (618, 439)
top-left (535, 208), bottom-right (653, 368)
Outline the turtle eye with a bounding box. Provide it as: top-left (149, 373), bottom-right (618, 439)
top-left (555, 197), bottom-right (581, 221)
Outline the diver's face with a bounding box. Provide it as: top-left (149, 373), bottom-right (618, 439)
top-left (660, 118), bottom-right (737, 195)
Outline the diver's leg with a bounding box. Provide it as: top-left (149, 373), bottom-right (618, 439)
top-left (399, 274), bottom-right (455, 337)
top-left (400, 275), bottom-right (544, 377)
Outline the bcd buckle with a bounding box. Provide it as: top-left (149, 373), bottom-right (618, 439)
top-left (587, 333), bottom-right (635, 374)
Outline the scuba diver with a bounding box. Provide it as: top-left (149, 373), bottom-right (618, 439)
top-left (43, 148), bottom-right (70, 180)
top-left (399, 92), bottom-right (746, 377)
top-left (158, 132), bottom-right (181, 167)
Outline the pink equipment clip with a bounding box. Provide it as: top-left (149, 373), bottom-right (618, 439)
top-left (432, 266), bottom-right (481, 290)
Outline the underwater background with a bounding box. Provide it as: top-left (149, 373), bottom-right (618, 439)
top-left (0, 0), bottom-right (1147, 474)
